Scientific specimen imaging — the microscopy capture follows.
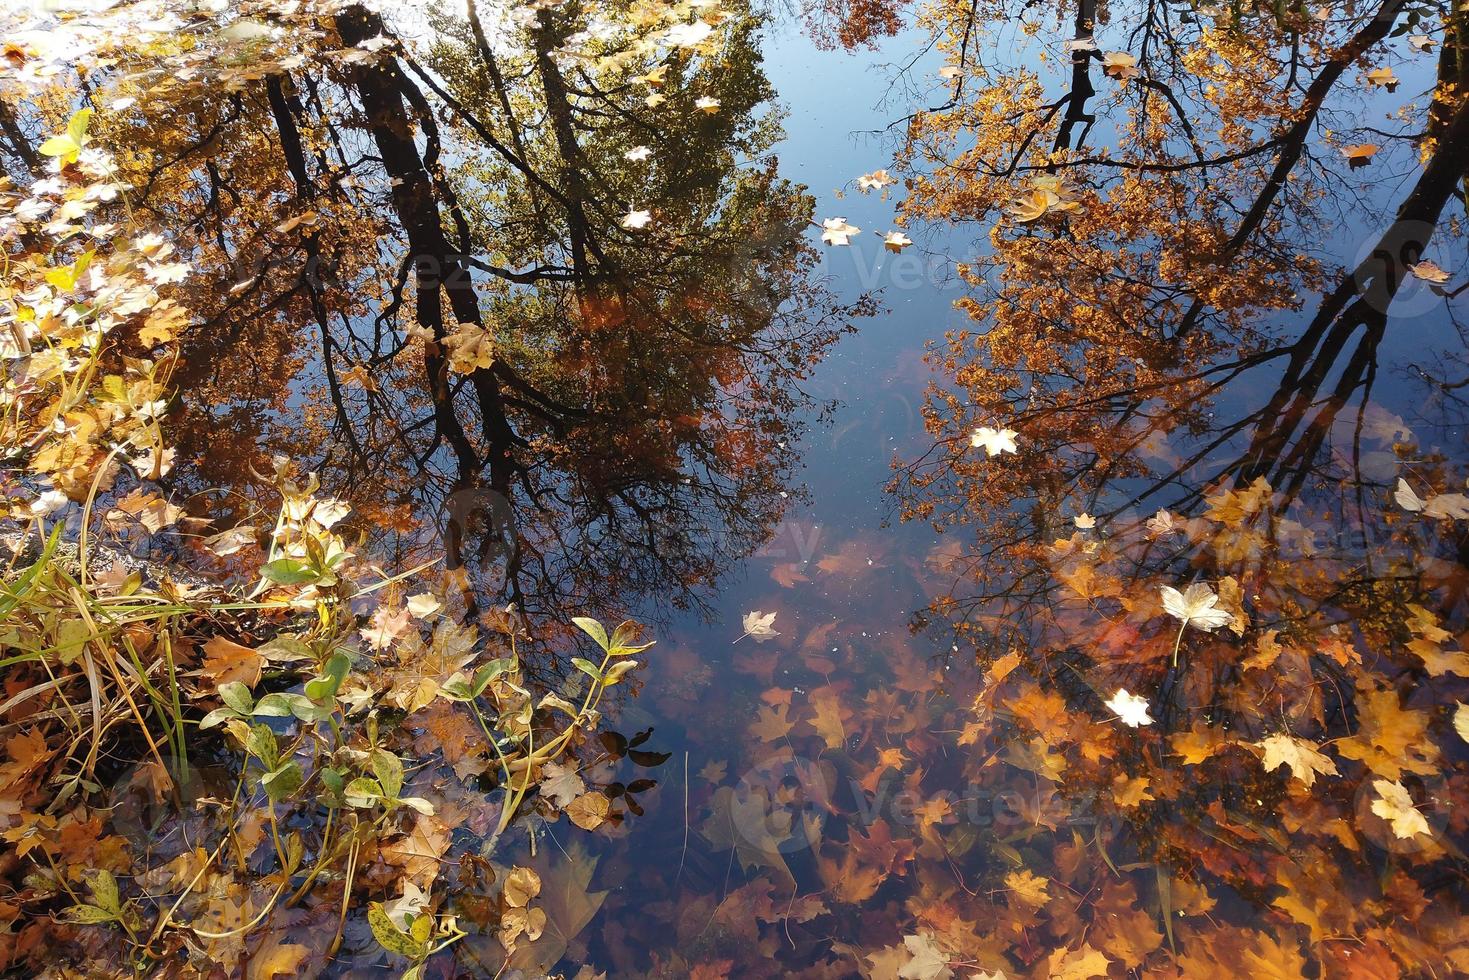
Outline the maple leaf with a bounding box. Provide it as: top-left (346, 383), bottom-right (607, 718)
top-left (857, 169), bottom-right (896, 192)
top-left (817, 540), bottom-right (884, 577)
top-left (849, 819), bottom-right (915, 875)
top-left (898, 933), bottom-right (952, 980)
top-left (198, 636), bottom-right (264, 689)
top-left (110, 489), bottom-right (183, 534)
top-left (809, 687), bottom-right (851, 749)
top-left (624, 145), bottom-right (652, 161)
top-left (442, 321), bottom-right (494, 373)
top-left (1111, 773), bottom-right (1153, 807)
top-left (1160, 583), bottom-right (1234, 632)
top-left (821, 217), bottom-right (860, 245)
top-left (970, 426), bottom-right (1018, 456)
top-left (1455, 703), bottom-right (1469, 743)
top-left (1100, 51), bottom-right (1138, 80)
top-left (1170, 723), bottom-right (1231, 764)
top-left (1335, 685), bottom-right (1439, 779)
top-left (1370, 779), bottom-right (1430, 839)
top-left (771, 562), bottom-right (809, 587)
top-left (1364, 66), bottom-right (1399, 91)
top-left (620, 209), bottom-right (652, 230)
top-left (883, 231), bottom-right (912, 252)
top-left (737, 610), bottom-right (779, 643)
top-left (1004, 869), bottom-right (1050, 909)
top-left (1046, 943), bottom-right (1112, 980)
top-left (1255, 733), bottom-right (1339, 788)
top-left (694, 96), bottom-right (721, 113)
top-left (749, 702), bottom-right (793, 742)
top-left (381, 813), bottom-right (450, 887)
top-left (360, 606), bottom-right (412, 650)
top-left (539, 761), bottom-right (585, 808)
top-left (702, 785), bottom-right (796, 885)
top-left (244, 938), bottom-right (311, 980)
top-left (1146, 509), bottom-right (1179, 537)
top-left (818, 846), bottom-right (883, 903)
top-left (1104, 688), bottom-right (1153, 727)
top-left (1409, 259), bottom-right (1450, 283)
top-left (504, 841), bottom-right (607, 974)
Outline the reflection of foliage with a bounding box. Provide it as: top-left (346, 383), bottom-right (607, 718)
top-left (11, 0), bottom-right (859, 639)
top-left (839, 0), bottom-right (1469, 975)
top-left (0, 2), bottom-right (808, 976)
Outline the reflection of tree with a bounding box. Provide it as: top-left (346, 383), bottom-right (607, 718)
top-left (21, 2), bottom-right (855, 633)
top-left (894, 0), bottom-right (1468, 637)
top-left (879, 5), bottom-right (1469, 973)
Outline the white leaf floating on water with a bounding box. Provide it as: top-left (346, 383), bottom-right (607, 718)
top-left (1101, 51), bottom-right (1139, 81)
top-left (624, 145), bottom-right (652, 162)
top-left (1160, 582), bottom-right (1234, 632)
top-left (1456, 703), bottom-right (1469, 744)
top-left (969, 426), bottom-right (1018, 457)
top-left (820, 217), bottom-right (860, 245)
top-left (857, 169), bottom-right (895, 192)
top-left (1073, 513), bottom-right (1096, 530)
top-left (883, 231), bottom-right (912, 252)
top-left (406, 593), bottom-right (441, 619)
top-left (738, 610), bottom-right (779, 643)
top-left (898, 933), bottom-right (952, 980)
top-left (1105, 688), bottom-right (1153, 727)
top-left (695, 96), bottom-right (721, 113)
top-left (621, 209), bottom-right (652, 230)
top-left (664, 20), bottom-right (714, 48)
top-left (1395, 478), bottom-right (1469, 519)
top-left (1146, 509), bottom-right (1178, 537)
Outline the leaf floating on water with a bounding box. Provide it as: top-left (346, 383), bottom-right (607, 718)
top-left (1341, 143), bottom-right (1377, 168)
top-left (883, 230), bottom-right (912, 252)
top-left (1105, 688), bottom-right (1154, 727)
top-left (564, 791), bottom-right (611, 830)
top-left (1160, 582), bottom-right (1234, 632)
top-left (1255, 733), bottom-right (1339, 788)
top-left (1395, 478), bottom-right (1469, 519)
top-left (738, 610), bottom-right (779, 643)
top-left (820, 217), bottom-right (860, 245)
top-left (1370, 779), bottom-right (1430, 839)
top-left (970, 425), bottom-right (1018, 456)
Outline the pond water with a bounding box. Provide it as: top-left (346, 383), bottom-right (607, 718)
top-left (3, 0), bottom-right (1469, 976)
